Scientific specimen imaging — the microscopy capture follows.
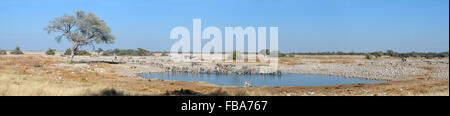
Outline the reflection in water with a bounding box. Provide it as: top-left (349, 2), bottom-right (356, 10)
top-left (140, 72), bottom-right (384, 87)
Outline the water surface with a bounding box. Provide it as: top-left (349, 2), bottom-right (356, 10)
top-left (140, 72), bottom-right (385, 87)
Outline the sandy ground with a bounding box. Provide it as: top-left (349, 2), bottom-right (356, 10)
top-left (0, 51), bottom-right (448, 96)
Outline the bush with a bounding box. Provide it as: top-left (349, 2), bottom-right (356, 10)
top-left (77, 50), bottom-right (91, 55)
top-left (9, 46), bottom-right (23, 55)
top-left (45, 48), bottom-right (56, 55)
top-left (371, 51), bottom-right (383, 58)
top-left (64, 48), bottom-right (91, 56)
top-left (102, 48), bottom-right (154, 56)
top-left (269, 51), bottom-right (282, 57)
top-left (259, 49), bottom-right (270, 56)
top-left (365, 54), bottom-right (373, 60)
top-left (96, 48), bottom-right (103, 55)
top-left (0, 50), bottom-right (6, 55)
top-left (160, 52), bottom-right (169, 56)
top-left (227, 51), bottom-right (243, 60)
top-left (33, 64), bottom-right (43, 68)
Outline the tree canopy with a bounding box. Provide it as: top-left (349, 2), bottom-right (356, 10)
top-left (44, 10), bottom-right (115, 62)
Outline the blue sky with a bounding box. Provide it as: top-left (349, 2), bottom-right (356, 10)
top-left (0, 0), bottom-right (448, 52)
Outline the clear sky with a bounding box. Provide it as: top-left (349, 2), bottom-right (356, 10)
top-left (0, 0), bottom-right (448, 52)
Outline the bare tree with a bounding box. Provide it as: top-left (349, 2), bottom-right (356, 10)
top-left (44, 10), bottom-right (115, 62)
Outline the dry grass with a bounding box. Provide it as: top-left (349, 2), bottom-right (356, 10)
top-left (1, 55), bottom-right (448, 96)
top-left (0, 56), bottom-right (144, 96)
top-left (1, 72), bottom-right (101, 96)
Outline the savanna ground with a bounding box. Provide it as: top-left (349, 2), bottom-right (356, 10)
top-left (0, 51), bottom-right (448, 96)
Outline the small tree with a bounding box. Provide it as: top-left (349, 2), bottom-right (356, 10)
top-left (45, 48), bottom-right (56, 55)
top-left (372, 51), bottom-right (383, 58)
top-left (228, 51), bottom-right (243, 60)
top-left (259, 49), bottom-right (270, 56)
top-left (269, 51), bottom-right (281, 57)
top-left (137, 48), bottom-right (153, 56)
top-left (161, 52), bottom-right (169, 56)
top-left (0, 50), bottom-right (6, 55)
top-left (288, 54), bottom-right (295, 57)
top-left (10, 46), bottom-right (24, 55)
top-left (365, 54), bottom-right (373, 60)
top-left (44, 10), bottom-right (115, 62)
top-left (64, 48), bottom-right (72, 55)
top-left (386, 50), bottom-right (397, 57)
top-left (96, 48), bottom-right (103, 56)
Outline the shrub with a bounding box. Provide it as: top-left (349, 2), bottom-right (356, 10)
top-left (45, 48), bottom-right (56, 55)
top-left (77, 50), bottom-right (91, 55)
top-left (9, 46), bottom-right (23, 55)
top-left (64, 48), bottom-right (91, 56)
top-left (365, 54), bottom-right (373, 60)
top-left (227, 51), bottom-right (243, 60)
top-left (33, 64), bottom-right (43, 68)
top-left (288, 54), bottom-right (295, 57)
top-left (96, 48), bottom-right (103, 55)
top-left (385, 49), bottom-right (399, 57)
top-left (160, 52), bottom-right (169, 56)
top-left (102, 48), bottom-right (154, 56)
top-left (64, 49), bottom-right (71, 55)
top-left (269, 51), bottom-right (281, 57)
top-left (259, 49), bottom-right (270, 56)
top-left (0, 50), bottom-right (6, 55)
top-left (371, 51), bottom-right (383, 58)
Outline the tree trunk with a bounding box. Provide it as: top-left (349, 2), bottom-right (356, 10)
top-left (69, 43), bottom-right (78, 63)
top-left (69, 49), bottom-right (75, 63)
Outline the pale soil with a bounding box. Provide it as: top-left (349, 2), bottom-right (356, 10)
top-left (0, 52), bottom-right (448, 96)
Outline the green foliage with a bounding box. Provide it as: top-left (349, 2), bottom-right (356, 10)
top-left (365, 54), bottom-right (373, 60)
top-left (64, 48), bottom-right (91, 56)
top-left (370, 51), bottom-right (383, 58)
top-left (33, 64), bottom-right (43, 68)
top-left (288, 54), bottom-right (295, 57)
top-left (259, 49), bottom-right (270, 56)
top-left (386, 50), bottom-right (395, 57)
top-left (102, 48), bottom-right (154, 56)
top-left (160, 52), bottom-right (169, 56)
top-left (228, 51), bottom-right (243, 60)
top-left (9, 46), bottom-right (23, 55)
top-left (0, 50), bottom-right (6, 55)
top-left (64, 49), bottom-right (71, 55)
top-left (77, 50), bottom-right (92, 56)
top-left (269, 51), bottom-right (285, 57)
top-left (44, 10), bottom-right (115, 62)
top-left (96, 48), bottom-right (103, 54)
top-left (44, 10), bottom-right (115, 46)
top-left (45, 48), bottom-right (56, 55)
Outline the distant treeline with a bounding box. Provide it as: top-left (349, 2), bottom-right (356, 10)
top-left (288, 50), bottom-right (449, 59)
top-left (102, 48), bottom-right (154, 56)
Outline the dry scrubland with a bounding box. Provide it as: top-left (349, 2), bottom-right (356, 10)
top-left (0, 51), bottom-right (448, 96)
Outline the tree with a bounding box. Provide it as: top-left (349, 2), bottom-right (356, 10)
top-left (386, 50), bottom-right (395, 57)
top-left (10, 46), bottom-right (24, 55)
top-left (44, 10), bottom-right (115, 62)
top-left (372, 51), bottom-right (383, 58)
top-left (259, 49), bottom-right (270, 56)
top-left (0, 50), bottom-right (6, 55)
top-left (365, 54), bottom-right (373, 60)
top-left (96, 48), bottom-right (103, 56)
top-left (45, 48), bottom-right (56, 55)
top-left (228, 51), bottom-right (243, 60)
